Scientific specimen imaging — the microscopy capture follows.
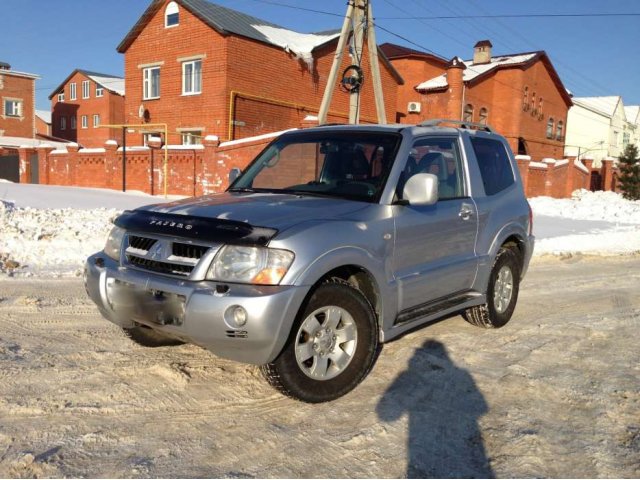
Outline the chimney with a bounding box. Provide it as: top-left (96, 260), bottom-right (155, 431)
top-left (0, 61), bottom-right (11, 71)
top-left (446, 56), bottom-right (466, 120)
top-left (473, 40), bottom-right (492, 65)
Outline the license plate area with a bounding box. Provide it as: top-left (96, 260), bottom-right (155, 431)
top-left (106, 278), bottom-right (186, 326)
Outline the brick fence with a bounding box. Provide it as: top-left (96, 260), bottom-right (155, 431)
top-left (10, 125), bottom-right (620, 199)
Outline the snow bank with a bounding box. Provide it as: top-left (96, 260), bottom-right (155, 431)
top-left (530, 189), bottom-right (640, 224)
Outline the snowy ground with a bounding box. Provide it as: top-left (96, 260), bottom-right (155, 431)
top-left (1, 183), bottom-right (640, 276)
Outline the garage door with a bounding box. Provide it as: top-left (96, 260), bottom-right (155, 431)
top-left (0, 154), bottom-right (20, 183)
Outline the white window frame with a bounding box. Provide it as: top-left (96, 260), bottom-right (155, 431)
top-left (93, 114), bottom-right (100, 128)
top-left (182, 60), bottom-right (202, 95)
top-left (143, 67), bottom-right (160, 100)
top-left (82, 80), bottom-right (90, 99)
top-left (4, 99), bottom-right (22, 117)
top-left (60, 116), bottom-right (66, 130)
top-left (71, 116), bottom-right (77, 130)
top-left (165, 1), bottom-right (179, 27)
top-left (81, 115), bottom-right (88, 129)
top-left (69, 82), bottom-right (77, 100)
top-left (58, 92), bottom-right (65, 102)
top-left (181, 130), bottom-right (202, 145)
top-left (96, 86), bottom-right (104, 98)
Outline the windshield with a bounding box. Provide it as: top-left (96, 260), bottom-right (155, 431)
top-left (229, 131), bottom-right (402, 202)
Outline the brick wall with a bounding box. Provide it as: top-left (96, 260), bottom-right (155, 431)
top-left (516, 155), bottom-right (600, 198)
top-left (0, 72), bottom-right (35, 138)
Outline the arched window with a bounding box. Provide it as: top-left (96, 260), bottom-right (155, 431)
top-left (530, 92), bottom-right (536, 113)
top-left (165, 1), bottom-right (179, 27)
top-left (523, 86), bottom-right (529, 110)
top-left (463, 104), bottom-right (474, 122)
top-left (479, 107), bottom-right (488, 125)
top-left (546, 117), bottom-right (554, 139)
top-left (538, 97), bottom-right (543, 117)
top-left (556, 120), bottom-right (564, 140)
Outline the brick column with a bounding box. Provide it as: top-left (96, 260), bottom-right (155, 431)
top-left (36, 144), bottom-right (55, 185)
top-left (601, 157), bottom-right (615, 192)
top-left (201, 135), bottom-right (221, 195)
top-left (66, 143), bottom-right (79, 186)
top-left (17, 147), bottom-right (34, 183)
top-left (445, 57), bottom-right (466, 120)
top-left (515, 155), bottom-right (531, 196)
top-left (104, 140), bottom-right (119, 190)
top-left (565, 156), bottom-right (577, 197)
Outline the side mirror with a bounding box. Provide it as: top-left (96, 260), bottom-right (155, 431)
top-left (402, 173), bottom-right (438, 206)
top-left (229, 167), bottom-right (241, 185)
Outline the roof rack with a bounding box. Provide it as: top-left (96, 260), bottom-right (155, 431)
top-left (418, 119), bottom-right (494, 133)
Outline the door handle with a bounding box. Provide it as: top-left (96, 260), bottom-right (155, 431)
top-left (459, 204), bottom-right (474, 220)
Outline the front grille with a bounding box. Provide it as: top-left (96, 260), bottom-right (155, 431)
top-left (129, 235), bottom-right (157, 251)
top-left (127, 256), bottom-right (194, 277)
top-left (124, 233), bottom-right (214, 279)
top-left (172, 242), bottom-right (209, 259)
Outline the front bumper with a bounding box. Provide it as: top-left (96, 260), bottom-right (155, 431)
top-left (85, 252), bottom-right (309, 365)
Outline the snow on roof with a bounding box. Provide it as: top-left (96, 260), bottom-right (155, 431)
top-left (251, 25), bottom-right (339, 70)
top-left (416, 53), bottom-right (538, 91)
top-left (572, 96), bottom-right (621, 118)
top-left (36, 110), bottom-right (52, 124)
top-left (85, 73), bottom-right (125, 96)
top-left (0, 136), bottom-right (69, 150)
top-left (624, 105), bottom-right (640, 124)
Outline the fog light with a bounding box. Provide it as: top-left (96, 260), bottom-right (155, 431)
top-left (225, 305), bottom-right (248, 328)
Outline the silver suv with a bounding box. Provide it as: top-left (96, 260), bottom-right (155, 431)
top-left (85, 121), bottom-right (534, 403)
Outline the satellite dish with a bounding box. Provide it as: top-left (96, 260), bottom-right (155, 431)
top-left (138, 104), bottom-right (145, 119)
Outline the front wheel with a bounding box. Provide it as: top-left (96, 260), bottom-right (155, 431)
top-left (464, 246), bottom-right (521, 328)
top-left (261, 281), bottom-right (379, 403)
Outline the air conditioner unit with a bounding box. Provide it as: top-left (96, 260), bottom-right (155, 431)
top-left (408, 102), bottom-right (421, 113)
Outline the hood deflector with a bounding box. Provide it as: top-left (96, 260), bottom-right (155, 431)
top-left (115, 210), bottom-right (278, 246)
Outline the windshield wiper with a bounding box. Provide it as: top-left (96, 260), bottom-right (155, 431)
top-left (228, 187), bottom-right (256, 193)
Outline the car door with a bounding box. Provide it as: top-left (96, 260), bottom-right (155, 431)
top-left (393, 136), bottom-right (479, 313)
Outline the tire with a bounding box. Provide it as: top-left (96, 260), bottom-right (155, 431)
top-left (261, 281), bottom-right (379, 403)
top-left (123, 324), bottom-right (185, 348)
top-left (464, 246), bottom-right (520, 329)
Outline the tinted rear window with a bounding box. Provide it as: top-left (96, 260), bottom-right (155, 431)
top-left (470, 137), bottom-right (515, 196)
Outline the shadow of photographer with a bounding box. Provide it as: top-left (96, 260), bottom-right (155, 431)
top-left (377, 339), bottom-right (494, 478)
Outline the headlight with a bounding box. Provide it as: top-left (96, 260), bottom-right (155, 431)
top-left (207, 245), bottom-right (294, 285)
top-left (103, 226), bottom-right (125, 261)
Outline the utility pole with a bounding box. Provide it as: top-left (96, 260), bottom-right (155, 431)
top-left (318, 0), bottom-right (386, 125)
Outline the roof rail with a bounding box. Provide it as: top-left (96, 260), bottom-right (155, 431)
top-left (418, 119), bottom-right (494, 133)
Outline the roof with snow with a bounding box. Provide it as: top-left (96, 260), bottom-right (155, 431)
top-left (0, 136), bottom-right (70, 150)
top-left (36, 110), bottom-right (52, 124)
top-left (624, 106), bottom-right (640, 124)
top-left (117, 0), bottom-right (340, 55)
top-left (48, 69), bottom-right (125, 99)
top-left (572, 96), bottom-right (623, 118)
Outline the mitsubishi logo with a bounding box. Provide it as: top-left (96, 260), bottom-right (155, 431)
top-left (148, 241), bottom-right (167, 261)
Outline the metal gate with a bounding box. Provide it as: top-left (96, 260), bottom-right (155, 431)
top-left (0, 154), bottom-right (20, 183)
top-left (30, 153), bottom-right (39, 184)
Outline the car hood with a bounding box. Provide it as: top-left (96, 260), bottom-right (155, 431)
top-left (140, 192), bottom-right (371, 232)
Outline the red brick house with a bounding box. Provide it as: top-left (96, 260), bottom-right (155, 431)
top-left (0, 62), bottom-right (38, 138)
top-left (117, 0), bottom-right (402, 145)
top-left (382, 40), bottom-right (573, 160)
top-left (49, 69), bottom-right (125, 147)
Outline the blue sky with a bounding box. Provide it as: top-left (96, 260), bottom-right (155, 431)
top-left (2, 0), bottom-right (639, 111)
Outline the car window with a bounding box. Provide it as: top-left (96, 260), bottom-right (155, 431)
top-left (470, 137), bottom-right (515, 195)
top-left (398, 137), bottom-right (464, 200)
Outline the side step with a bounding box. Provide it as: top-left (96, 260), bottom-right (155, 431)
top-left (394, 290), bottom-right (479, 327)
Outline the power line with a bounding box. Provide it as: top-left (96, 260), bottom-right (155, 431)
top-left (376, 13), bottom-right (640, 20)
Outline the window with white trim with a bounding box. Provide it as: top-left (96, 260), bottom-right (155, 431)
top-left (93, 114), bottom-right (100, 128)
top-left (143, 67), bottom-right (160, 99)
top-left (70, 82), bottom-right (77, 100)
top-left (96, 86), bottom-right (104, 97)
top-left (165, 1), bottom-right (179, 27)
top-left (463, 104), bottom-right (473, 122)
top-left (4, 99), bottom-right (22, 117)
top-left (479, 107), bottom-right (488, 125)
top-left (546, 117), bottom-right (554, 139)
top-left (58, 92), bottom-right (65, 102)
top-left (71, 116), bottom-right (77, 130)
top-left (81, 115), bottom-right (88, 129)
top-left (82, 80), bottom-right (90, 99)
top-left (555, 120), bottom-right (563, 141)
top-left (60, 116), bottom-right (66, 130)
top-left (181, 130), bottom-right (202, 145)
top-left (182, 60), bottom-right (202, 95)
